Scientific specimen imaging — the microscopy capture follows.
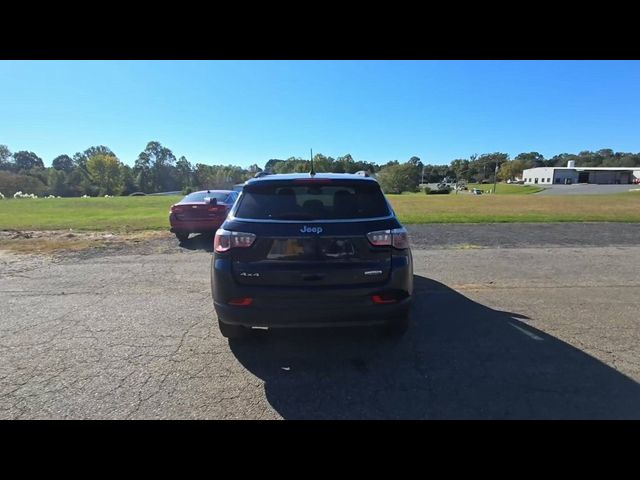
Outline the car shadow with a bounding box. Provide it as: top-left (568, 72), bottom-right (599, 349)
top-left (177, 233), bottom-right (214, 252)
top-left (229, 275), bottom-right (640, 419)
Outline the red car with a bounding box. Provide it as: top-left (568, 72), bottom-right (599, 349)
top-left (169, 190), bottom-right (239, 242)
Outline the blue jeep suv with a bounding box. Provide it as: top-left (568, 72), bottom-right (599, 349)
top-left (211, 172), bottom-right (413, 339)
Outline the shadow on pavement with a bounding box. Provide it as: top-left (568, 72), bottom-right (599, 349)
top-left (230, 275), bottom-right (640, 419)
top-left (177, 233), bottom-right (214, 252)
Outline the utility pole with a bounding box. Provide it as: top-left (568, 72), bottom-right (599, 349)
top-left (493, 161), bottom-right (499, 194)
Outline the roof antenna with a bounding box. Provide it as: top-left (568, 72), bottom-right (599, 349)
top-left (310, 148), bottom-right (316, 176)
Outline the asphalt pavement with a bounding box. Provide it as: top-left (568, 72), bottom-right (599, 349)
top-left (536, 184), bottom-right (637, 195)
top-left (1, 223), bottom-right (639, 419)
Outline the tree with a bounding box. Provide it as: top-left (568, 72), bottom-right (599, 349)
top-left (406, 156), bottom-right (424, 184)
top-left (0, 145), bottom-right (12, 171)
top-left (248, 164), bottom-right (262, 175)
top-left (616, 154), bottom-right (640, 168)
top-left (0, 171), bottom-right (48, 197)
top-left (335, 154), bottom-right (355, 173)
top-left (193, 164), bottom-right (249, 189)
top-left (497, 160), bottom-right (526, 181)
top-left (515, 152), bottom-right (545, 169)
top-left (272, 157), bottom-right (308, 173)
top-left (376, 162), bottom-right (420, 194)
top-left (73, 146), bottom-right (114, 170)
top-left (47, 168), bottom-right (68, 196)
top-left (133, 153), bottom-right (153, 193)
top-left (51, 154), bottom-right (74, 172)
top-left (135, 141), bottom-right (177, 192)
top-left (312, 154), bottom-right (333, 173)
top-left (474, 152), bottom-right (509, 182)
top-left (548, 153), bottom-right (578, 168)
top-left (450, 159), bottom-right (470, 181)
top-left (264, 159), bottom-right (284, 172)
top-left (408, 156), bottom-right (423, 168)
top-left (175, 156), bottom-right (194, 189)
top-left (120, 164), bottom-right (139, 195)
top-left (13, 151), bottom-right (44, 170)
top-left (86, 154), bottom-right (124, 195)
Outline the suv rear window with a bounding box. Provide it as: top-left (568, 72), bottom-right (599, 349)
top-left (235, 181), bottom-right (391, 220)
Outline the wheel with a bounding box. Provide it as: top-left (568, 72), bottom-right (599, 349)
top-left (382, 314), bottom-right (410, 337)
top-left (175, 232), bottom-right (189, 242)
top-left (218, 319), bottom-right (248, 339)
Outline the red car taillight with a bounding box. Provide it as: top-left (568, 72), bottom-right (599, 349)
top-left (214, 228), bottom-right (256, 253)
top-left (372, 294), bottom-right (399, 304)
top-left (228, 297), bottom-right (253, 306)
top-left (170, 205), bottom-right (183, 214)
top-left (366, 227), bottom-right (409, 249)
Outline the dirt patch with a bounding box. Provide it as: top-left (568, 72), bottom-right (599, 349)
top-left (0, 229), bottom-right (173, 256)
top-left (0, 250), bottom-right (56, 276)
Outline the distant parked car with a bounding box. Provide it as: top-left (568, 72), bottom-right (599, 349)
top-left (169, 190), bottom-right (239, 242)
top-left (471, 188), bottom-right (483, 195)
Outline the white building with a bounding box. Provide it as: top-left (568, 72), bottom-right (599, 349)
top-left (522, 161), bottom-right (640, 185)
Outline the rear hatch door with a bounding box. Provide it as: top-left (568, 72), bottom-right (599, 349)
top-left (227, 179), bottom-right (398, 287)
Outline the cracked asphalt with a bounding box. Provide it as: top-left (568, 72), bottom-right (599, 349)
top-left (1, 223), bottom-right (639, 419)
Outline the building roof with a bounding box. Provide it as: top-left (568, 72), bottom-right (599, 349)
top-left (524, 166), bottom-right (640, 172)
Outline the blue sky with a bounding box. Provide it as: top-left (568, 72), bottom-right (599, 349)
top-left (1, 60), bottom-right (639, 168)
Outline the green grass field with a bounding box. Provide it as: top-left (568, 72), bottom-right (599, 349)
top-left (388, 191), bottom-right (640, 223)
top-left (1, 191), bottom-right (640, 232)
top-left (0, 196), bottom-right (182, 232)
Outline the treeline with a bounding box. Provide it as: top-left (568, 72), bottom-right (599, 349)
top-left (1, 143), bottom-right (639, 197)
top-left (0, 142), bottom-right (260, 197)
top-left (269, 150), bottom-right (640, 194)
top-left (446, 150), bottom-right (640, 185)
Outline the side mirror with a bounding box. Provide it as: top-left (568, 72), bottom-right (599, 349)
top-left (208, 197), bottom-right (217, 205)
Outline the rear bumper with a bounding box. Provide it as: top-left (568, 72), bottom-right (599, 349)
top-left (214, 298), bottom-right (411, 328)
top-left (169, 216), bottom-right (224, 234)
top-left (211, 254), bottom-right (413, 328)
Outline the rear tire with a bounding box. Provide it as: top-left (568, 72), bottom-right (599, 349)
top-left (218, 319), bottom-right (248, 339)
top-left (175, 233), bottom-right (189, 242)
top-left (383, 313), bottom-right (410, 337)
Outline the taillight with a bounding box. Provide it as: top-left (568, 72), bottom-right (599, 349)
top-left (372, 294), bottom-right (398, 304)
top-left (214, 228), bottom-right (256, 253)
top-left (367, 230), bottom-right (392, 246)
top-left (366, 227), bottom-right (409, 249)
top-left (390, 227), bottom-right (409, 249)
top-left (228, 297), bottom-right (253, 306)
top-left (208, 205), bottom-right (224, 213)
top-left (170, 205), bottom-right (183, 214)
